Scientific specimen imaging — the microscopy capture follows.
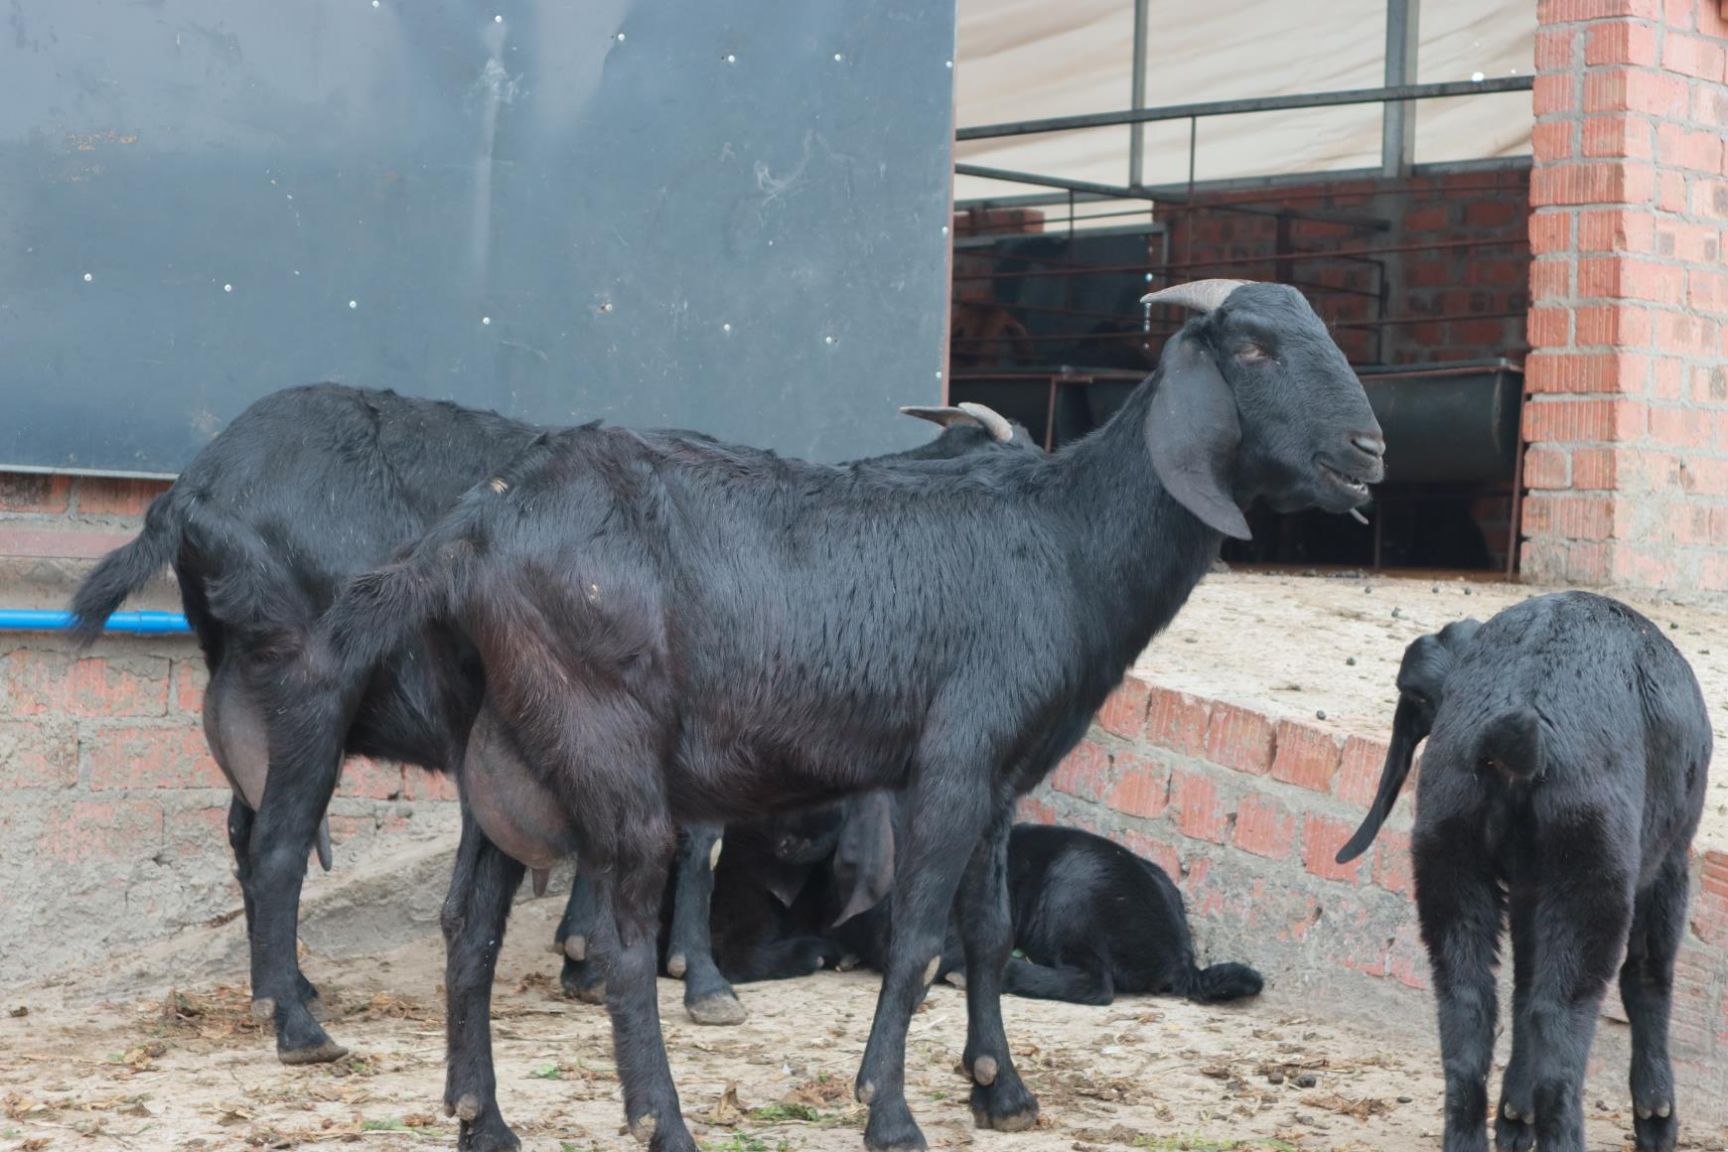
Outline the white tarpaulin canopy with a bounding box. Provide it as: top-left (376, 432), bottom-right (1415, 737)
top-left (953, 0), bottom-right (1535, 202)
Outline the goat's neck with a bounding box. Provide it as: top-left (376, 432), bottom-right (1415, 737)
top-left (1052, 374), bottom-right (1224, 666)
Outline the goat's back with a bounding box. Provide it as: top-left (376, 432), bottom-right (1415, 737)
top-left (1421, 591), bottom-right (1710, 877)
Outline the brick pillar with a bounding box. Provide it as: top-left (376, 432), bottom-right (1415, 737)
top-left (1523, 0), bottom-right (1728, 588)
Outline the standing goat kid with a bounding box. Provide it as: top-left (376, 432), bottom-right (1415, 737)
top-left (1337, 593), bottom-right (1710, 1152)
top-left (304, 280), bottom-right (1384, 1152)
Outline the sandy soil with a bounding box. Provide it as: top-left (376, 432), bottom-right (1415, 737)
top-left (2, 895), bottom-right (1709, 1152)
top-left (1135, 573), bottom-right (1728, 851)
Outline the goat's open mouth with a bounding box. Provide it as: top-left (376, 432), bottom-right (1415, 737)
top-left (1317, 459), bottom-right (1373, 503)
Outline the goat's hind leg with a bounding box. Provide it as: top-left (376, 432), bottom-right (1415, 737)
top-left (955, 799), bottom-right (1040, 1131)
top-left (1495, 890), bottom-right (1537, 1152)
top-left (598, 826), bottom-right (698, 1152)
top-left (556, 872), bottom-right (609, 1003)
top-left (1414, 832), bottom-right (1502, 1152)
top-left (1621, 853), bottom-right (1688, 1152)
top-left (441, 807), bottom-right (528, 1152)
top-left (222, 668), bottom-right (346, 1062)
top-left (224, 796), bottom-right (329, 1023)
top-left (665, 823), bottom-right (746, 1025)
top-left (1525, 836), bottom-right (1633, 1152)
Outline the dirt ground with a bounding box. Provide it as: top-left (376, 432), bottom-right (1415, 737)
top-left (1, 895), bottom-right (1709, 1152)
top-left (1135, 573), bottom-right (1728, 851)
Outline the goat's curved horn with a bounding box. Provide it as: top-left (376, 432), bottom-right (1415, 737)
top-left (956, 402), bottom-right (1014, 442)
top-left (899, 405), bottom-right (972, 428)
top-left (1140, 279), bottom-right (1254, 313)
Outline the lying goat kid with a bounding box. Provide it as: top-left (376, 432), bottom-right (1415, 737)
top-left (1337, 593), bottom-right (1710, 1152)
top-left (839, 823), bottom-right (1262, 1007)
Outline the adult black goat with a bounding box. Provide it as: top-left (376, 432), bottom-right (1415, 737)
top-left (1336, 593), bottom-right (1710, 1152)
top-left (301, 279), bottom-right (1384, 1152)
top-left (833, 822), bottom-right (1262, 1007)
top-left (66, 383), bottom-right (1025, 1057)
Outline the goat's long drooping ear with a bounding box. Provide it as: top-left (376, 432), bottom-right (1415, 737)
top-left (1334, 620), bottom-right (1480, 863)
top-left (1145, 330), bottom-right (1251, 540)
top-left (899, 403), bottom-right (1015, 442)
top-left (830, 790), bottom-right (895, 926)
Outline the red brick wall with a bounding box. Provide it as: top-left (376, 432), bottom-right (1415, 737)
top-left (0, 475), bottom-right (458, 986)
top-left (1149, 165), bottom-right (1532, 369)
top-left (1027, 673), bottom-right (1728, 1122)
top-left (1523, 0), bottom-right (1728, 588)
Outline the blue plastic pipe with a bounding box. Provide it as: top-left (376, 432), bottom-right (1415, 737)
top-left (0, 609), bottom-right (192, 634)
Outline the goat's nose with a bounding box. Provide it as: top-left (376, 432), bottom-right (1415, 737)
top-left (1351, 434), bottom-right (1386, 459)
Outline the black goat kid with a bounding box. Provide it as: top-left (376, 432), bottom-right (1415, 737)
top-left (66, 383), bottom-right (1025, 1058)
top-left (300, 279), bottom-right (1383, 1152)
top-left (1337, 593), bottom-right (1710, 1152)
top-left (837, 823), bottom-right (1262, 1008)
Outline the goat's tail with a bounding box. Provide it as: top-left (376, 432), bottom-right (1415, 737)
top-left (68, 488), bottom-right (186, 649)
top-left (1472, 705), bottom-right (1545, 779)
top-left (314, 537), bottom-right (468, 704)
top-left (1180, 961), bottom-right (1264, 1004)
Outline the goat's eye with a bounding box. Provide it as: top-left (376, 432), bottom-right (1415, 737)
top-left (1236, 343), bottom-right (1269, 363)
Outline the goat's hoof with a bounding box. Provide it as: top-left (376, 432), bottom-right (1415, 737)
top-left (456, 1106), bottom-right (520, 1152)
top-left (1633, 1103), bottom-right (1678, 1152)
top-left (971, 1056), bottom-right (998, 1086)
top-left (564, 935), bottom-right (587, 962)
top-left (836, 953), bottom-right (861, 972)
top-left (277, 1038), bottom-right (348, 1065)
top-left (628, 1114), bottom-right (658, 1145)
top-left (971, 1079), bottom-right (1038, 1133)
top-left (862, 1103), bottom-right (926, 1152)
top-left (687, 992), bottom-right (746, 1026)
top-left (251, 997), bottom-right (276, 1022)
top-left (666, 953), bottom-right (688, 979)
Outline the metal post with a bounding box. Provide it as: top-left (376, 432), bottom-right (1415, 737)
top-left (1129, 0), bottom-right (1149, 189)
top-left (1382, 0), bottom-right (1420, 177)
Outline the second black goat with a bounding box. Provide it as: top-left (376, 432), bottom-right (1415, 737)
top-left (1338, 592), bottom-right (1710, 1152)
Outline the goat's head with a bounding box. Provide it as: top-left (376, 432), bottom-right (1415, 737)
top-left (1333, 616), bottom-right (1482, 863)
top-left (1140, 280), bottom-right (1385, 540)
top-left (752, 791), bottom-right (895, 925)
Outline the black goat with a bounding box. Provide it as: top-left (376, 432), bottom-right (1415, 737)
top-left (832, 822), bottom-right (1262, 1007)
top-left (66, 383), bottom-right (1025, 1057)
top-left (300, 278), bottom-right (1383, 1152)
top-left (1337, 593), bottom-right (1710, 1152)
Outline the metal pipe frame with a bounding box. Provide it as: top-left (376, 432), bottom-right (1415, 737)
top-left (955, 75), bottom-right (1532, 141)
top-left (955, 155), bottom-right (1528, 210)
top-left (1382, 0), bottom-right (1421, 177)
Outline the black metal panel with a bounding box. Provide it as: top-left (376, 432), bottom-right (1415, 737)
top-left (0, 0), bottom-right (955, 475)
top-left (1358, 359), bottom-right (1523, 486)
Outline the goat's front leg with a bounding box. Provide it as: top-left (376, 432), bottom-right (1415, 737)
top-left (1621, 852), bottom-right (1689, 1152)
top-left (856, 778), bottom-right (991, 1152)
top-left (665, 823), bottom-right (746, 1025)
top-left (247, 700), bottom-right (347, 1064)
top-left (601, 828), bottom-right (697, 1152)
top-left (955, 797), bottom-right (1038, 1132)
top-left (1414, 832), bottom-right (1502, 1152)
top-left (556, 872), bottom-right (609, 1003)
top-left (442, 808), bottom-right (527, 1152)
